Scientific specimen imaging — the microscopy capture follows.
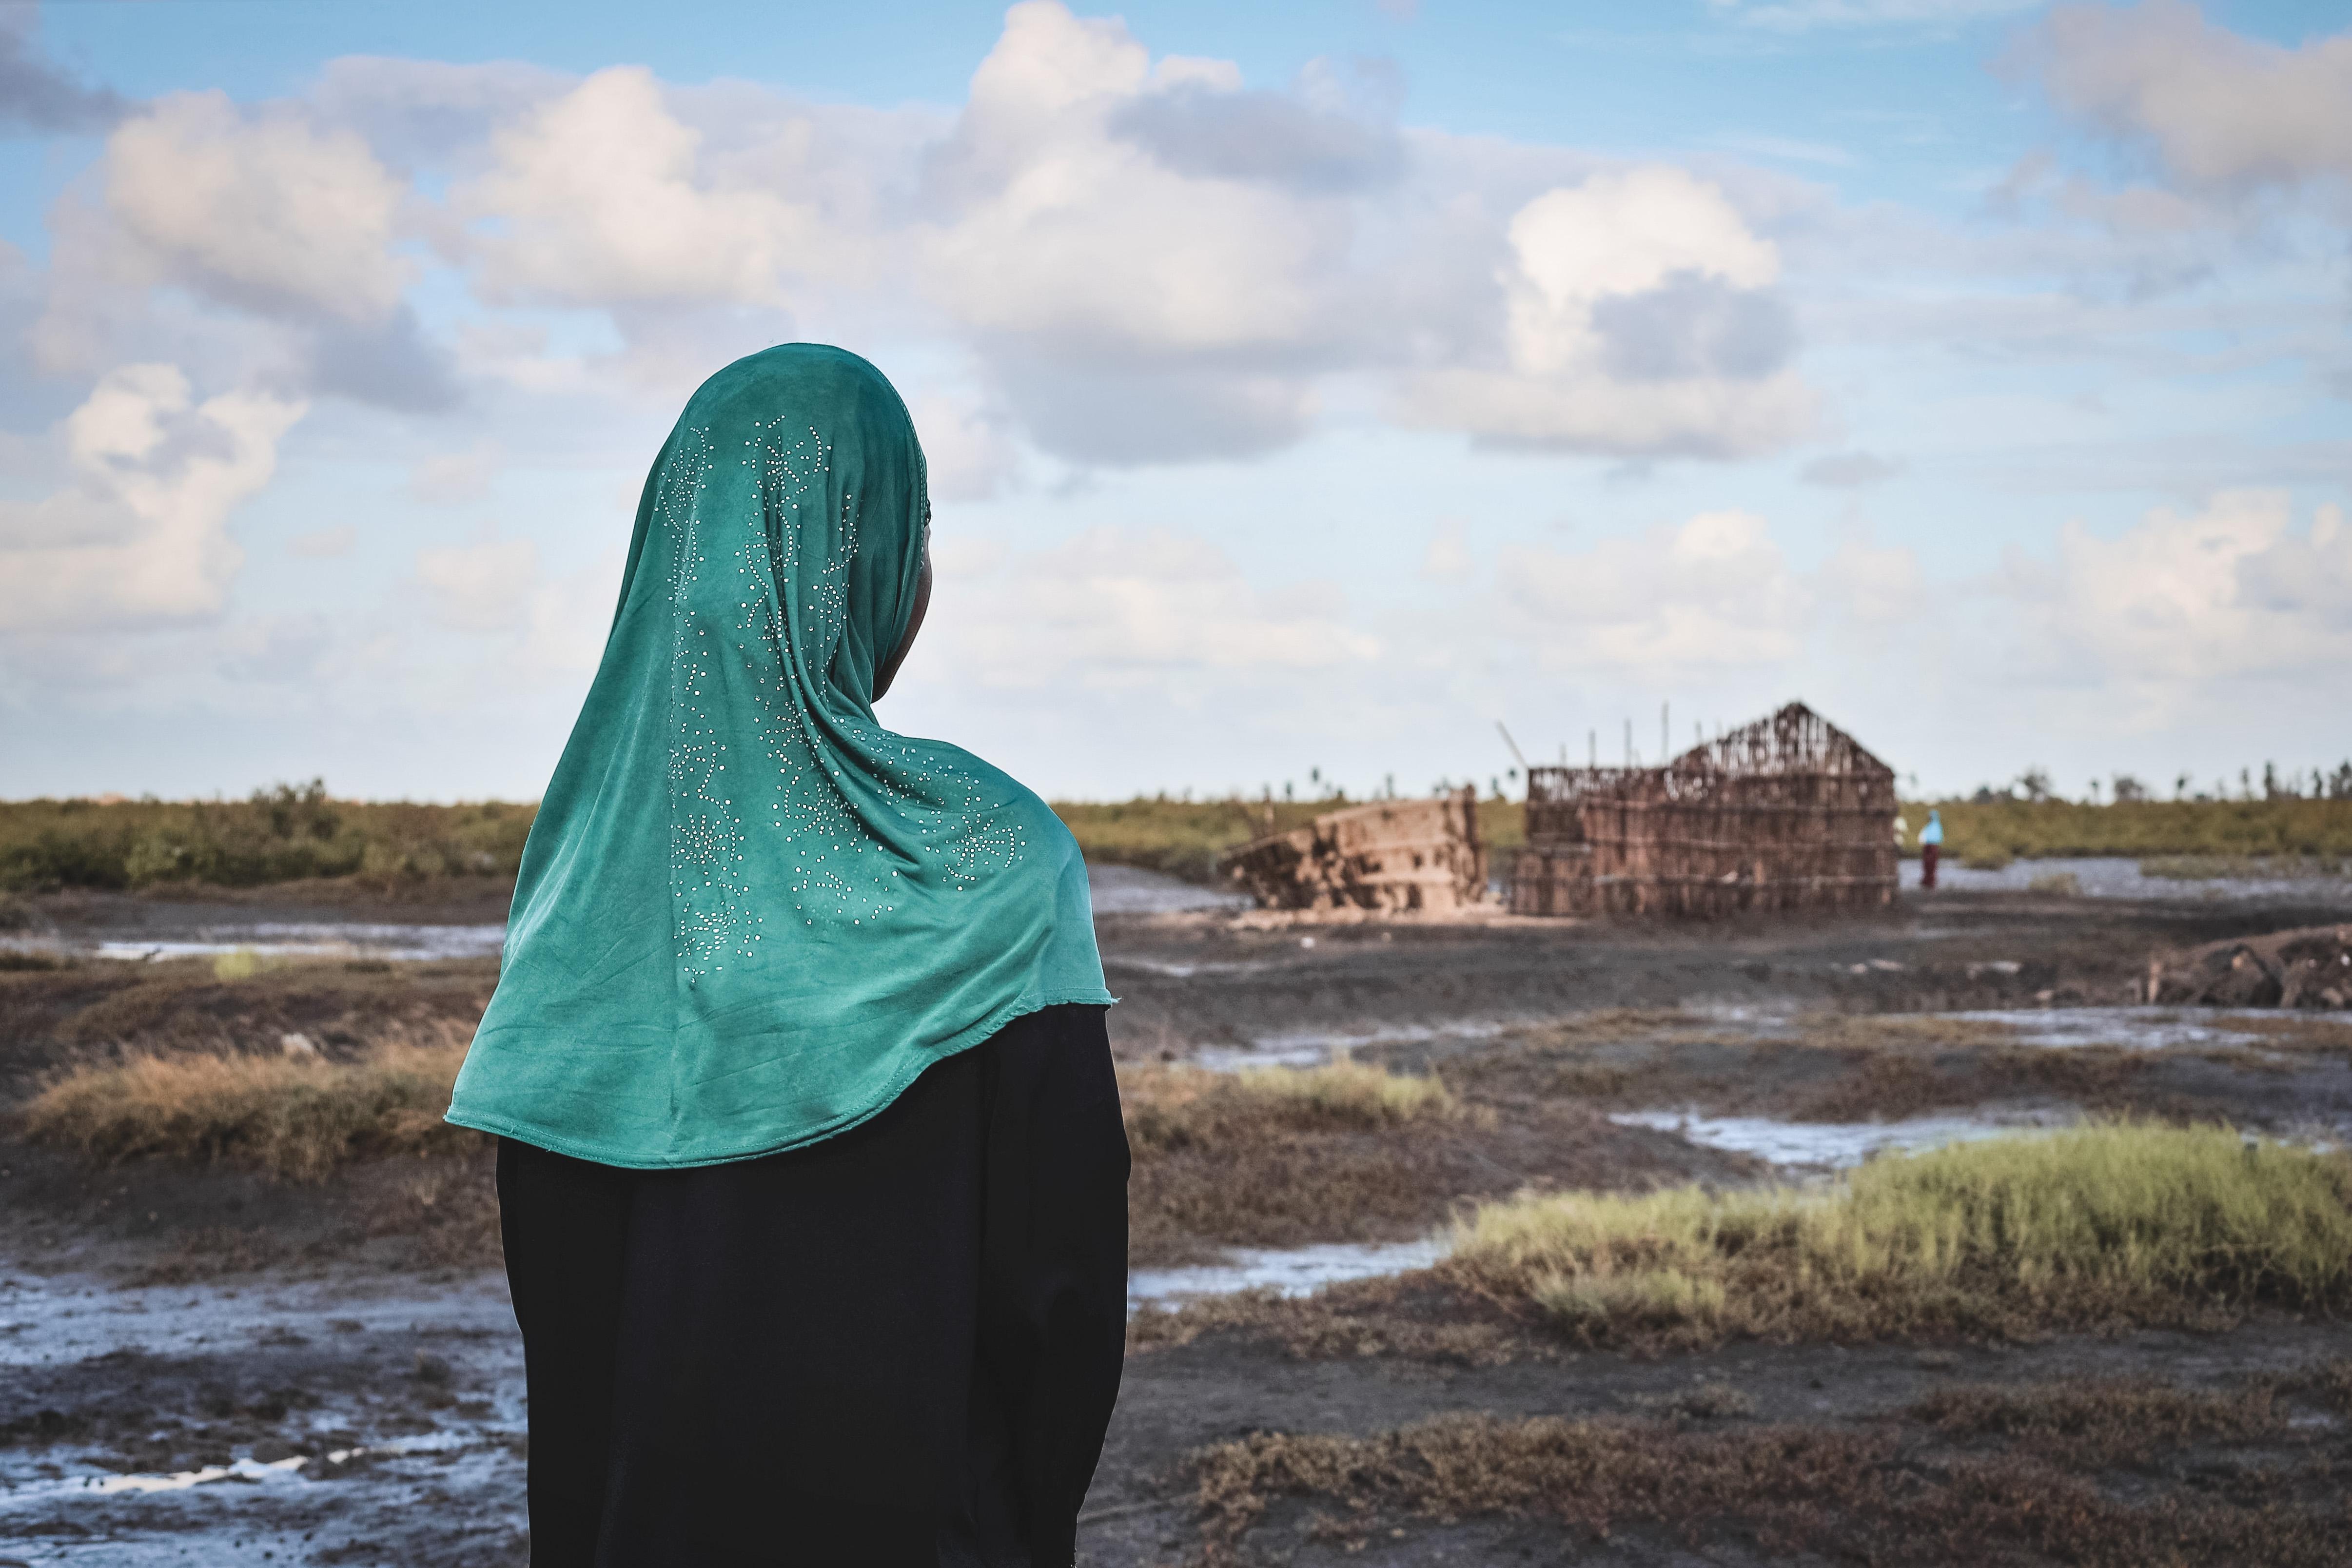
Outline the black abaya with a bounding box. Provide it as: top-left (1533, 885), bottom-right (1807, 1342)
top-left (497, 1003), bottom-right (1129, 1568)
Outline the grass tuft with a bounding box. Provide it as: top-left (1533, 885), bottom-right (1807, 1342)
top-left (1451, 1122), bottom-right (2352, 1349)
top-left (1187, 1400), bottom-right (2349, 1567)
top-left (21, 1038), bottom-right (476, 1182)
top-left (1123, 1058), bottom-right (1464, 1152)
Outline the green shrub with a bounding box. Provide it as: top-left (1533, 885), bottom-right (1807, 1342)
top-left (0, 784), bottom-right (535, 892)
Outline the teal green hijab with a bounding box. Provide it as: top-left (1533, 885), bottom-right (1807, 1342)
top-left (446, 345), bottom-right (1112, 1168)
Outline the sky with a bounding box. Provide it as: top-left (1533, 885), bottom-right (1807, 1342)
top-left (0, 0), bottom-right (2345, 804)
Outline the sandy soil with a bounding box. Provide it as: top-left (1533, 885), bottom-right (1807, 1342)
top-left (3, 880), bottom-right (2349, 1565)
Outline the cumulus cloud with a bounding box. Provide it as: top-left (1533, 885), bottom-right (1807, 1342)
top-left (217, 614), bottom-right (333, 683)
top-left (455, 66), bottom-right (846, 308)
top-left (1420, 517), bottom-right (1471, 581)
top-left (2023, 2), bottom-right (2352, 196)
top-left (1999, 490), bottom-right (2352, 684)
top-left (104, 92), bottom-right (415, 321)
top-left (0, 364), bottom-right (305, 632)
top-left (415, 535), bottom-right (538, 632)
top-left (931, 525), bottom-right (1378, 688)
top-left (917, 2), bottom-right (1373, 463)
top-left (1108, 74), bottom-right (1402, 195)
top-left (289, 524), bottom-right (356, 558)
top-left (0, 9), bottom-right (130, 135)
top-left (905, 392), bottom-right (1017, 503)
top-left (1400, 167), bottom-right (1818, 457)
top-left (1496, 510), bottom-right (1809, 673)
top-left (408, 439), bottom-right (503, 505)
top-left (310, 55), bottom-right (571, 168)
top-left (520, 548), bottom-right (626, 674)
top-left (1803, 451), bottom-right (1905, 487)
top-left (1710, 0), bottom-right (2038, 27)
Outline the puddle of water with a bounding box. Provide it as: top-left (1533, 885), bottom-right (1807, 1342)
top-left (1087, 864), bottom-right (1253, 916)
top-left (1128, 1239), bottom-right (1448, 1312)
top-left (0, 1429), bottom-right (498, 1512)
top-left (0, 1270), bottom-right (519, 1370)
top-left (1610, 1109), bottom-right (2073, 1168)
top-left (1948, 1006), bottom-right (2352, 1052)
top-left (1193, 1020), bottom-right (1511, 1074)
top-left (4, 921), bottom-right (507, 964)
top-left (1102, 955), bottom-right (1278, 980)
top-left (1930, 856), bottom-right (2352, 905)
top-left (1190, 1041), bottom-right (1341, 1072)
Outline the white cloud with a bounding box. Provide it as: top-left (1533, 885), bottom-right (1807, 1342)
top-left (0, 7), bottom-right (130, 134)
top-left (407, 438), bottom-right (503, 504)
top-left (1398, 168), bottom-right (1818, 457)
top-left (103, 92), bottom-right (414, 321)
top-left (1802, 451), bottom-right (1905, 487)
top-left (455, 66), bottom-right (845, 308)
top-left (1999, 490), bottom-right (2352, 684)
top-left (1419, 517), bottom-right (1471, 581)
top-left (915, 1), bottom-right (1380, 461)
top-left (416, 535), bottom-right (537, 632)
top-left (520, 548), bottom-right (625, 674)
top-left (1496, 510), bottom-right (1809, 673)
top-left (1711, 0), bottom-right (2037, 28)
top-left (0, 364), bottom-right (305, 632)
top-left (924, 4), bottom-right (1346, 355)
top-left (930, 525), bottom-right (1378, 688)
top-left (2025, 2), bottom-right (2352, 195)
top-left (217, 613), bottom-right (332, 683)
top-left (905, 390), bottom-right (1018, 503)
top-left (288, 523), bottom-right (357, 558)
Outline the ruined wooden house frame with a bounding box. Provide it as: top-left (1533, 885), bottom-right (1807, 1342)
top-left (1505, 702), bottom-right (1898, 918)
top-left (1220, 789), bottom-right (1487, 913)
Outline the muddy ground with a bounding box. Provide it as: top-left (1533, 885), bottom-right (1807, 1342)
top-left (3, 879), bottom-right (2350, 1565)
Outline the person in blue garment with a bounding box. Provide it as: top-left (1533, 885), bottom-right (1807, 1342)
top-left (1919, 808), bottom-right (1944, 890)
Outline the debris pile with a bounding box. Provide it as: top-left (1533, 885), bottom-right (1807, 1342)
top-left (1505, 702), bottom-right (1898, 919)
top-left (1219, 789), bottom-right (1485, 913)
top-left (2147, 924), bottom-right (2352, 1009)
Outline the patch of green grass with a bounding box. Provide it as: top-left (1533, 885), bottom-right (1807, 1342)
top-left (1902, 799), bottom-right (2352, 866)
top-left (21, 1038), bottom-right (477, 1182)
top-left (1450, 1122), bottom-right (2352, 1350)
top-left (0, 784), bottom-right (535, 892)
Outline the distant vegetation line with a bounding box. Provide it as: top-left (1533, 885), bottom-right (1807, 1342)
top-left (2, 784), bottom-right (2350, 893)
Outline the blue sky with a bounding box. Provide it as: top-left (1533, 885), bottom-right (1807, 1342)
top-left (1, 0), bottom-right (2346, 803)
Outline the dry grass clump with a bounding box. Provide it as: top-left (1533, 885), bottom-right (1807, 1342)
top-left (1186, 1405), bottom-right (2349, 1566)
top-left (1910, 1378), bottom-right (2284, 1467)
top-left (22, 1037), bottom-right (476, 1182)
top-left (1122, 1058), bottom-right (1465, 1152)
top-left (1233, 1058), bottom-right (1463, 1125)
top-left (1450, 1122), bottom-right (2352, 1349)
top-left (1119, 1060), bottom-right (1485, 1266)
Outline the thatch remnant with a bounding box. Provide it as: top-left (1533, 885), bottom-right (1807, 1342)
top-left (1219, 789), bottom-right (1485, 913)
top-left (1505, 701), bottom-right (1898, 919)
top-left (2147, 924), bottom-right (2352, 1009)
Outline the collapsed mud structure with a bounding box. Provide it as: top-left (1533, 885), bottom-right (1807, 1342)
top-left (1505, 702), bottom-right (1899, 918)
top-left (2148, 923), bottom-right (2352, 1009)
top-left (1219, 788), bottom-right (1485, 913)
